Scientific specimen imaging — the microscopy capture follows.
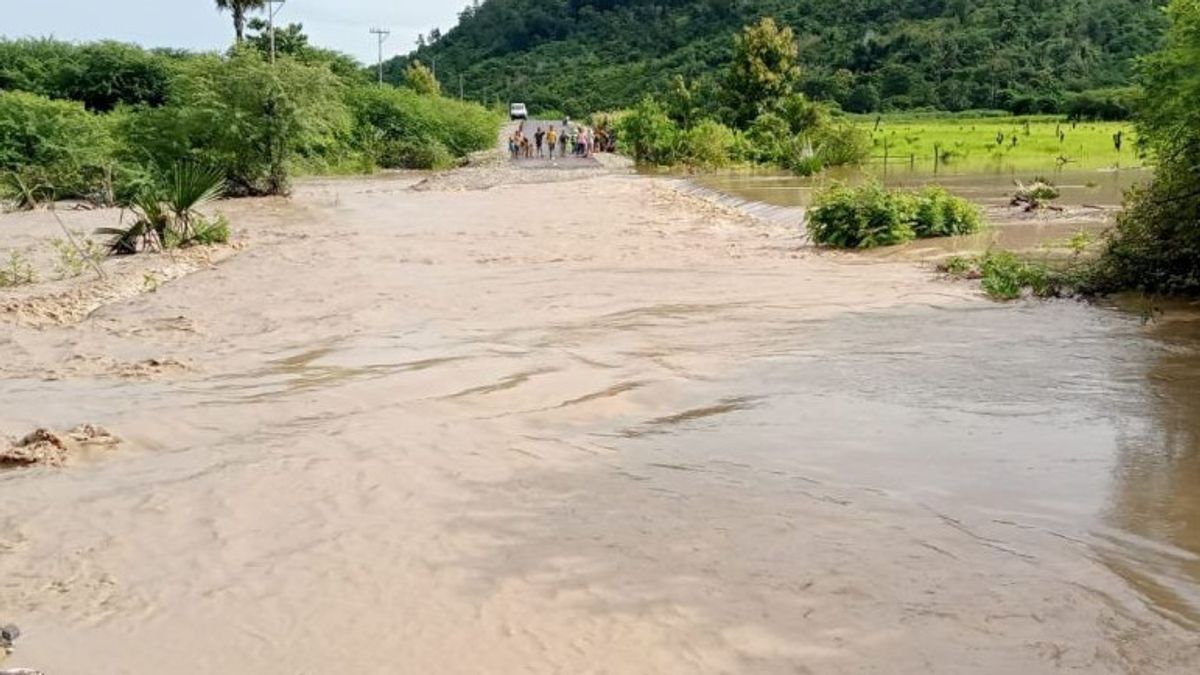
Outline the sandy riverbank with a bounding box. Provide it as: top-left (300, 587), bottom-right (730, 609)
top-left (1, 162), bottom-right (1197, 674)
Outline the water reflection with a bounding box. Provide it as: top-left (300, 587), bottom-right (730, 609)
top-left (1102, 309), bottom-right (1200, 627)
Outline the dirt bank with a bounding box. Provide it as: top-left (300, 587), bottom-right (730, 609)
top-left (0, 162), bottom-right (1197, 674)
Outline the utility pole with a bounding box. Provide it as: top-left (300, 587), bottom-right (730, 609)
top-left (370, 27), bottom-right (391, 84)
top-left (267, 0), bottom-right (286, 64)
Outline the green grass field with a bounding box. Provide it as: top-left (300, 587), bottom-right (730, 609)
top-left (855, 115), bottom-right (1141, 173)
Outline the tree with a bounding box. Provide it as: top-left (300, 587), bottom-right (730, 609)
top-left (214, 0), bottom-right (266, 44)
top-left (664, 75), bottom-right (703, 130)
top-left (404, 60), bottom-right (441, 96)
top-left (725, 17), bottom-right (801, 126)
top-left (247, 19), bottom-right (308, 57)
top-left (1093, 0), bottom-right (1200, 295)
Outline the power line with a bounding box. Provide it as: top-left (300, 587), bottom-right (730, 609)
top-left (267, 0), bottom-right (286, 64)
top-left (369, 27), bottom-right (391, 84)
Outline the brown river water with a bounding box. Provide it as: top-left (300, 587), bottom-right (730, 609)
top-left (0, 169), bottom-right (1198, 673)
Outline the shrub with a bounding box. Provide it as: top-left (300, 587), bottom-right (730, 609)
top-left (0, 91), bottom-right (111, 200)
top-left (807, 182), bottom-right (917, 248)
top-left (939, 255), bottom-right (975, 277)
top-left (1091, 0), bottom-right (1200, 296)
top-left (346, 84), bottom-right (498, 166)
top-left (57, 41), bottom-right (171, 112)
top-left (190, 216), bottom-right (231, 246)
top-left (814, 121), bottom-right (871, 166)
top-left (784, 152), bottom-right (824, 177)
top-left (679, 119), bottom-right (735, 168)
top-left (1065, 87), bottom-right (1138, 121)
top-left (979, 250), bottom-right (1056, 300)
top-left (912, 186), bottom-right (982, 237)
top-left (809, 182), bottom-right (983, 248)
top-left (615, 95), bottom-right (679, 164)
top-left (96, 163), bottom-right (227, 254)
top-left (116, 49), bottom-right (352, 196)
top-left (403, 61), bottom-right (441, 96)
top-left (778, 93), bottom-right (829, 135)
top-left (0, 251), bottom-right (36, 287)
top-left (1093, 180), bottom-right (1200, 295)
top-left (379, 138), bottom-right (456, 170)
top-left (746, 112), bottom-right (790, 163)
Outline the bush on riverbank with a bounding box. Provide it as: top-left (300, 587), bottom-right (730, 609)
top-left (0, 39), bottom-right (501, 206)
top-left (1090, 0), bottom-right (1200, 297)
top-left (807, 183), bottom-right (981, 249)
top-left (939, 250), bottom-right (1094, 301)
top-left (346, 85), bottom-right (498, 169)
top-left (117, 49), bottom-right (353, 197)
top-left (0, 91), bottom-right (112, 203)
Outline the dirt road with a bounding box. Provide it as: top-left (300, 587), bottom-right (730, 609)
top-left (0, 157), bottom-right (1197, 673)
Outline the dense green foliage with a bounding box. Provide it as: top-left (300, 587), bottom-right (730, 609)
top-left (0, 91), bottom-right (111, 200)
top-left (940, 250), bottom-right (1087, 300)
top-left (396, 0), bottom-right (1169, 116)
top-left (807, 182), bottom-right (981, 248)
top-left (0, 37), bottom-right (500, 204)
top-left (614, 19), bottom-right (870, 172)
top-left (1094, 0), bottom-right (1200, 295)
top-left (117, 49), bottom-right (353, 196)
top-left (346, 85), bottom-right (499, 169)
top-left (0, 39), bottom-right (172, 111)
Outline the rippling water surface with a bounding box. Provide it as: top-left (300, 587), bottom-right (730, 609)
top-left (0, 174), bottom-right (1196, 673)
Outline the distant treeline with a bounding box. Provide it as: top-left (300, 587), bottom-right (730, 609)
top-left (393, 0), bottom-right (1167, 118)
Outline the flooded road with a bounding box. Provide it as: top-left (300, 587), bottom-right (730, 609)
top-left (1, 171), bottom-right (1198, 673)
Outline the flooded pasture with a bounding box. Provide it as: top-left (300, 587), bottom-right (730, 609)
top-left (1, 170), bottom-right (1197, 673)
top-left (694, 166), bottom-right (1151, 256)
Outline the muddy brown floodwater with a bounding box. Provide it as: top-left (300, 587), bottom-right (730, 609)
top-left (0, 162), bottom-right (1198, 674)
top-left (694, 167), bottom-right (1151, 258)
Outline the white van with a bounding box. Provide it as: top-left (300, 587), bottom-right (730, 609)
top-left (510, 103), bottom-right (528, 120)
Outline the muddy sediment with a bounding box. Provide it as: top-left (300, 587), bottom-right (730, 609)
top-left (0, 157), bottom-right (1197, 674)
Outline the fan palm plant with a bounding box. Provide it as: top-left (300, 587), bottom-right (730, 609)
top-left (97, 163), bottom-right (227, 254)
top-left (215, 0), bottom-right (267, 43)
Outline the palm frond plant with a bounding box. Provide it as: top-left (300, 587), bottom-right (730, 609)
top-left (96, 163), bottom-right (228, 255)
top-left (166, 163), bottom-right (226, 241)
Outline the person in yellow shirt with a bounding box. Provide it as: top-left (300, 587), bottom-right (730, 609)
top-left (546, 126), bottom-right (559, 160)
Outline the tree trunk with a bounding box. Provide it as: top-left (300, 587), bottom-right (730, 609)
top-left (234, 7), bottom-right (246, 43)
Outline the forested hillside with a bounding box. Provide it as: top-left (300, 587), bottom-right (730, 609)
top-left (390, 0), bottom-right (1168, 115)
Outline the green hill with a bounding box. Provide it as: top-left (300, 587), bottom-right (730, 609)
top-left (387, 0), bottom-right (1168, 116)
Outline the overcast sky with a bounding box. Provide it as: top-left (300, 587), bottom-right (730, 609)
top-left (1, 1), bottom-right (468, 64)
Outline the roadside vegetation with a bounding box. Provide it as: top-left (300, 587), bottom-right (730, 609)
top-left (0, 29), bottom-right (501, 211)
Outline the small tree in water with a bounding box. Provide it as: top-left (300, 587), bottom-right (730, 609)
top-left (405, 61), bottom-right (441, 96)
top-left (725, 17), bottom-right (801, 126)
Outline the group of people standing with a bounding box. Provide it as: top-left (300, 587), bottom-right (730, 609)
top-left (508, 119), bottom-right (615, 160)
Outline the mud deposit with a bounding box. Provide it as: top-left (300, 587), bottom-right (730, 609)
top-left (0, 166), bottom-right (1197, 674)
